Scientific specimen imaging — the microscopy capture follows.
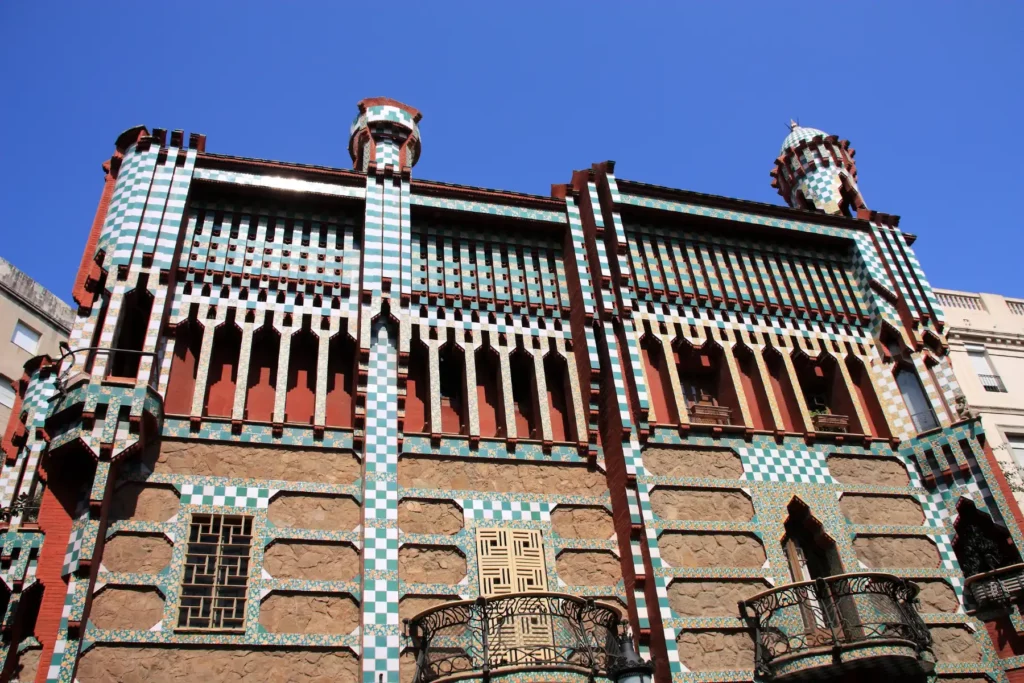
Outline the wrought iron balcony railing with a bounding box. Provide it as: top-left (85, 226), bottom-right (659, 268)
top-left (739, 573), bottom-right (932, 680)
top-left (406, 592), bottom-right (625, 683)
top-left (811, 413), bottom-right (849, 433)
top-left (978, 373), bottom-right (1007, 393)
top-left (964, 562), bottom-right (1024, 610)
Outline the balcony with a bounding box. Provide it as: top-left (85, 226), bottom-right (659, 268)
top-left (406, 592), bottom-right (630, 683)
top-left (738, 573), bottom-right (933, 680)
top-left (689, 403), bottom-right (732, 426)
top-left (964, 563), bottom-right (1024, 611)
top-left (811, 412), bottom-right (849, 434)
top-left (978, 373), bottom-right (1007, 393)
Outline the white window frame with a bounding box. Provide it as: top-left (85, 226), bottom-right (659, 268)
top-left (0, 376), bottom-right (14, 409)
top-left (11, 321), bottom-right (41, 354)
top-left (1007, 433), bottom-right (1024, 471)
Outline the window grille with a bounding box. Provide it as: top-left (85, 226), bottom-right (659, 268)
top-left (177, 514), bottom-right (252, 631)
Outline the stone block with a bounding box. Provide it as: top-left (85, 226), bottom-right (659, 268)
top-left (676, 629), bottom-right (755, 671)
top-left (259, 593), bottom-right (359, 635)
top-left (399, 595), bottom-right (463, 624)
top-left (11, 645), bottom-right (41, 682)
top-left (840, 493), bottom-right (924, 526)
top-left (828, 454), bottom-right (909, 486)
top-left (77, 646), bottom-right (359, 682)
top-left (556, 550), bottom-right (621, 586)
top-left (915, 579), bottom-right (960, 613)
top-left (398, 456), bottom-right (606, 495)
top-left (643, 447), bottom-right (743, 479)
top-left (399, 546), bottom-right (466, 584)
top-left (268, 494), bottom-right (360, 532)
top-left (102, 534), bottom-right (173, 574)
top-left (263, 541), bottom-right (360, 581)
top-left (659, 532), bottom-right (766, 568)
top-left (90, 587), bottom-right (165, 631)
top-left (854, 535), bottom-right (940, 569)
top-left (398, 500), bottom-right (464, 535)
top-left (148, 440), bottom-right (360, 485)
top-left (650, 487), bottom-right (753, 522)
top-left (668, 579), bottom-right (770, 617)
top-left (550, 505), bottom-right (615, 539)
top-left (930, 625), bottom-right (983, 663)
top-left (109, 483), bottom-right (179, 522)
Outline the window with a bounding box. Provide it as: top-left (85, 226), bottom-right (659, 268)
top-left (967, 344), bottom-right (1007, 393)
top-left (178, 514), bottom-right (252, 631)
top-left (1008, 434), bottom-right (1024, 470)
top-left (0, 376), bottom-right (14, 408)
top-left (11, 321), bottom-right (40, 354)
top-left (896, 368), bottom-right (938, 433)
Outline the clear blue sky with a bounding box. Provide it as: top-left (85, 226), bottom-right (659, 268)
top-left (2, 3), bottom-right (1021, 303)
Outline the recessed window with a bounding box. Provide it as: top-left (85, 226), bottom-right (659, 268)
top-left (177, 514), bottom-right (252, 632)
top-left (1008, 434), bottom-right (1024, 470)
top-left (966, 344), bottom-right (1007, 393)
top-left (11, 321), bottom-right (40, 354)
top-left (0, 376), bottom-right (14, 408)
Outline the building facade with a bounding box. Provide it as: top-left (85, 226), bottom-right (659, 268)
top-left (2, 103), bottom-right (1024, 683)
top-left (0, 257), bottom-right (74, 430)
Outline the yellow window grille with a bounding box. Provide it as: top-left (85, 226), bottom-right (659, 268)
top-left (177, 514), bottom-right (253, 632)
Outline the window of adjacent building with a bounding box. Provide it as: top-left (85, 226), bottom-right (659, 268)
top-left (177, 514), bottom-right (252, 632)
top-left (11, 321), bottom-right (40, 354)
top-left (0, 376), bottom-right (14, 408)
top-left (1008, 434), bottom-right (1024, 470)
top-left (966, 344), bottom-right (1007, 393)
top-left (895, 367), bottom-right (938, 433)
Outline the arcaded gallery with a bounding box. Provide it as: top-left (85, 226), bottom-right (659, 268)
top-left (2, 99), bottom-right (1023, 683)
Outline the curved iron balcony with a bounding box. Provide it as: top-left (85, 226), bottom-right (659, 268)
top-left (964, 562), bottom-right (1024, 610)
top-left (406, 592), bottom-right (625, 683)
top-left (739, 572), bottom-right (933, 680)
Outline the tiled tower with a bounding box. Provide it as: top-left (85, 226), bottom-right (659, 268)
top-left (2, 102), bottom-right (1024, 683)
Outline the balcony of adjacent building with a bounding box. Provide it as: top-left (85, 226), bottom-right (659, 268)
top-left (738, 500), bottom-right (933, 681)
top-left (405, 592), bottom-right (653, 683)
top-left (957, 500), bottom-right (1024, 615)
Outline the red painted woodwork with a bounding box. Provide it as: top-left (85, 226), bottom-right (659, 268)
top-left (325, 334), bottom-right (355, 428)
top-left (203, 324), bottom-right (241, 418)
top-left (72, 161), bottom-right (117, 309)
top-left (285, 329), bottom-right (318, 425)
top-left (734, 345), bottom-right (774, 431)
top-left (438, 344), bottom-right (466, 435)
top-left (792, 352), bottom-right (864, 434)
top-left (474, 347), bottom-right (502, 437)
top-left (245, 326), bottom-right (279, 423)
top-left (846, 356), bottom-right (891, 438)
top-left (764, 348), bottom-right (805, 432)
top-left (404, 343), bottom-right (429, 433)
top-left (640, 336), bottom-right (678, 425)
top-left (108, 286), bottom-right (154, 379)
top-left (983, 614), bottom-right (1024, 658)
top-left (165, 321), bottom-right (203, 415)
top-left (544, 354), bottom-right (573, 442)
top-left (509, 350), bottom-right (538, 438)
top-left (675, 341), bottom-right (742, 426)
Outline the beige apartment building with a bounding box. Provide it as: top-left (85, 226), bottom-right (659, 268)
top-left (0, 256), bottom-right (74, 427)
top-left (937, 288), bottom-right (1024, 503)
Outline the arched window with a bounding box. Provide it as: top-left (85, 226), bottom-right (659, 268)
top-left (475, 346), bottom-right (503, 438)
top-left (733, 344), bottom-right (774, 431)
top-left (203, 319), bottom-right (242, 418)
top-left (325, 334), bottom-right (355, 428)
top-left (404, 341), bottom-right (429, 434)
top-left (244, 324), bottom-right (279, 423)
top-left (165, 320), bottom-right (204, 416)
top-left (763, 346), bottom-right (804, 433)
top-left (285, 327), bottom-right (318, 425)
top-left (438, 343), bottom-right (466, 435)
top-left (543, 353), bottom-right (574, 442)
top-left (895, 366), bottom-right (938, 433)
top-left (641, 335), bottom-right (678, 425)
top-left (509, 349), bottom-right (539, 438)
top-left (109, 285), bottom-right (154, 379)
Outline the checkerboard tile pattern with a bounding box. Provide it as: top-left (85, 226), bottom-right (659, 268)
top-left (460, 499), bottom-right (550, 522)
top-left (740, 446), bottom-right (831, 484)
top-left (179, 484), bottom-right (271, 509)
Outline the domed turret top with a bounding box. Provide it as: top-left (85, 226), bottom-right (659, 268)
top-left (779, 120), bottom-right (830, 155)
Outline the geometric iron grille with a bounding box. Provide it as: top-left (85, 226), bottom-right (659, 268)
top-left (177, 514), bottom-right (253, 632)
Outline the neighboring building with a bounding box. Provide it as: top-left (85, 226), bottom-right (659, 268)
top-left (936, 289), bottom-right (1024, 501)
top-left (2, 105), bottom-right (1024, 683)
top-left (0, 257), bottom-right (74, 428)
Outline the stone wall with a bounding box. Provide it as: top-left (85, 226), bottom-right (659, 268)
top-left (650, 488), bottom-right (753, 522)
top-left (263, 541), bottom-right (360, 581)
top-left (931, 625), bottom-right (984, 663)
top-left (90, 587), bottom-right (165, 631)
top-left (398, 455), bottom-right (606, 495)
top-left (109, 483), bottom-right (180, 522)
top-left (10, 645), bottom-right (40, 683)
top-left (840, 494), bottom-right (924, 526)
top-left (399, 546), bottom-right (466, 584)
top-left (268, 494), bottom-right (361, 532)
top-left (854, 535), bottom-right (940, 569)
top-left (398, 595), bottom-right (462, 623)
top-left (676, 629), bottom-right (756, 671)
top-left (916, 580), bottom-right (960, 613)
top-left (555, 550), bottom-right (620, 586)
top-left (668, 579), bottom-right (770, 617)
top-left (828, 454), bottom-right (910, 486)
top-left (643, 447), bottom-right (743, 479)
top-left (659, 532), bottom-right (766, 568)
top-left (397, 500), bottom-right (464, 535)
top-left (146, 440), bottom-right (361, 485)
top-left (259, 593), bottom-right (360, 635)
top-left (550, 506), bottom-right (614, 539)
top-left (101, 534), bottom-right (173, 573)
top-left (77, 646), bottom-right (359, 682)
